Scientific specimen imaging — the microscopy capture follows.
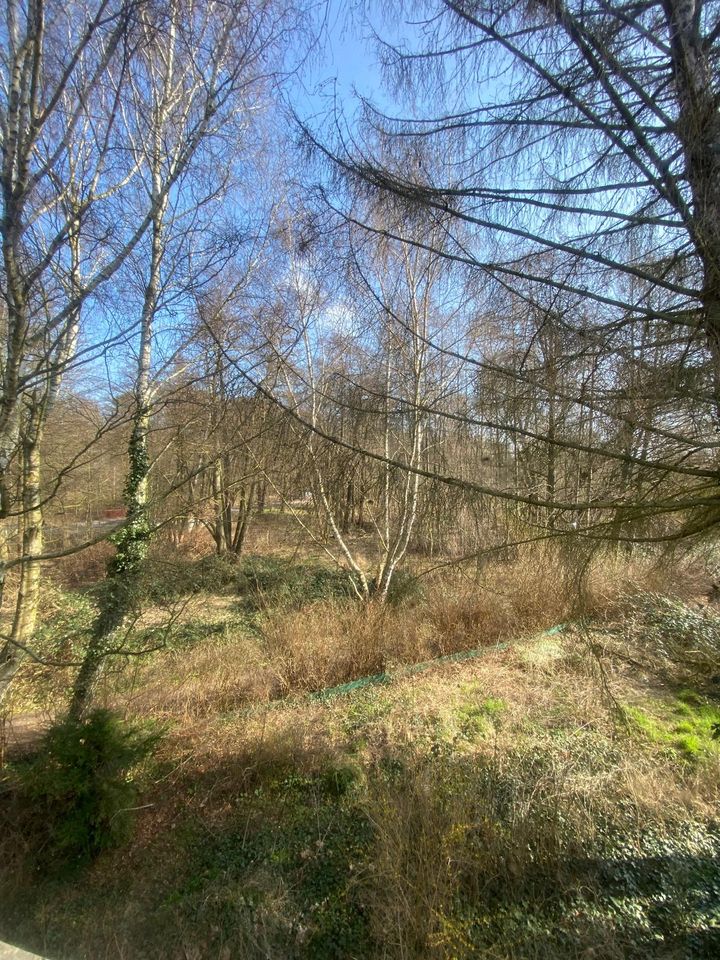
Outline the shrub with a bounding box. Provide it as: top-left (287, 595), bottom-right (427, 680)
top-left (236, 555), bottom-right (358, 610)
top-left (7, 587), bottom-right (96, 714)
top-left (14, 709), bottom-right (160, 868)
top-left (379, 568), bottom-right (424, 605)
top-left (49, 540), bottom-right (115, 589)
top-left (140, 554), bottom-right (360, 609)
top-left (624, 593), bottom-right (720, 678)
top-left (142, 554), bottom-right (241, 602)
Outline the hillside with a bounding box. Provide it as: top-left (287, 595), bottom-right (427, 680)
top-left (1, 542), bottom-right (719, 959)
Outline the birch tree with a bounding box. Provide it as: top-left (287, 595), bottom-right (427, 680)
top-left (69, 0), bottom-right (294, 717)
top-left (0, 0), bottom-right (153, 701)
top-left (274, 225), bottom-right (440, 601)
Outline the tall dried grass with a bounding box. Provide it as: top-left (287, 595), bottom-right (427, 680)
top-left (48, 540), bottom-right (114, 588)
top-left (3, 557), bottom-right (717, 960)
top-left (123, 635), bottom-right (279, 721)
top-left (126, 546), bottom-right (684, 721)
top-left (360, 734), bottom-right (694, 960)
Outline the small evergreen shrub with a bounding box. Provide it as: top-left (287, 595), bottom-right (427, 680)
top-left (142, 554), bottom-right (241, 601)
top-left (236, 556), bottom-right (358, 610)
top-left (15, 709), bottom-right (160, 868)
top-left (625, 593), bottom-right (720, 676)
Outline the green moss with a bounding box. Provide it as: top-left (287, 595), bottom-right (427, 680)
top-left (625, 706), bottom-right (667, 741)
top-left (674, 720), bottom-right (695, 734)
top-left (625, 693), bottom-right (720, 760)
top-left (456, 696), bottom-right (506, 738)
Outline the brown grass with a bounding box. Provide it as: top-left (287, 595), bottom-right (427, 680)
top-left (48, 540), bottom-right (114, 588)
top-left (115, 545), bottom-right (691, 723)
top-left (2, 598), bottom-right (718, 960)
top-left (122, 634), bottom-right (279, 721)
top-left (2, 526), bottom-right (717, 960)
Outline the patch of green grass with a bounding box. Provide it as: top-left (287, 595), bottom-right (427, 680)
top-left (455, 696), bottom-right (506, 738)
top-left (624, 692), bottom-right (720, 760)
top-left (625, 705), bottom-right (667, 741)
top-left (341, 690), bottom-right (394, 743)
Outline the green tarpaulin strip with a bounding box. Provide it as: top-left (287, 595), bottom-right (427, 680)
top-left (309, 644), bottom-right (508, 702)
top-left (247, 623), bottom-right (568, 716)
top-left (307, 622), bottom-right (568, 703)
top-left (309, 671), bottom-right (393, 699)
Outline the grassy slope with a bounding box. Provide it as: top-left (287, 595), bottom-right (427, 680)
top-left (2, 614), bottom-right (719, 960)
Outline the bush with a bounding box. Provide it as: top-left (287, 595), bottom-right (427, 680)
top-left (49, 540), bottom-right (115, 589)
top-left (236, 555), bottom-right (359, 610)
top-left (14, 709), bottom-right (160, 868)
top-left (141, 554), bottom-right (360, 609)
top-left (378, 568), bottom-right (424, 605)
top-left (624, 593), bottom-right (720, 678)
top-left (142, 554), bottom-right (241, 602)
top-left (7, 587), bottom-right (97, 714)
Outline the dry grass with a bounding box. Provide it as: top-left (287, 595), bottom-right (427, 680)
top-left (3, 523), bottom-right (718, 960)
top-left (355, 642), bottom-right (719, 958)
top-left (113, 545), bottom-right (695, 724)
top-left (422, 542), bottom-right (684, 643)
top-left (48, 540), bottom-right (114, 589)
top-left (260, 602), bottom-right (430, 693)
top-left (2, 607), bottom-right (719, 960)
top-left (122, 633), bottom-right (279, 721)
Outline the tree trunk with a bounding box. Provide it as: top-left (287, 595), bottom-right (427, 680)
top-left (69, 406), bottom-right (152, 719)
top-left (0, 420), bottom-right (43, 705)
top-left (663, 0), bottom-right (720, 416)
top-left (231, 482), bottom-right (255, 555)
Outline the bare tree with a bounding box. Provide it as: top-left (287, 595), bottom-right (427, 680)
top-left (0, 0), bottom-right (154, 701)
top-left (68, 0), bottom-right (296, 717)
top-left (293, 0), bottom-right (720, 546)
top-left (266, 217), bottom-right (449, 600)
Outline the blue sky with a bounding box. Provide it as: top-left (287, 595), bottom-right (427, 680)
top-left (293, 0), bottom-right (421, 121)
